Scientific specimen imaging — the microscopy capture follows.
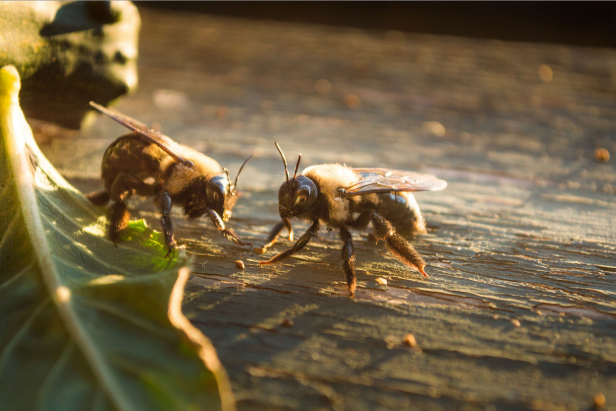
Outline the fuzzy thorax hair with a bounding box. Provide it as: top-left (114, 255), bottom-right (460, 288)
top-left (162, 146), bottom-right (222, 196)
top-left (302, 164), bottom-right (357, 224)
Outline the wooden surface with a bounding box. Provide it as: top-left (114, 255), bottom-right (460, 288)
top-left (41, 8), bottom-right (616, 411)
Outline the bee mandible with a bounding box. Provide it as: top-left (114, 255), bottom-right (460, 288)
top-left (86, 102), bottom-right (252, 256)
top-left (259, 142), bottom-right (446, 296)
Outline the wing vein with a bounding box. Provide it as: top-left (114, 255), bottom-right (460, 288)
top-left (89, 102), bottom-right (187, 164)
top-left (345, 168), bottom-right (447, 197)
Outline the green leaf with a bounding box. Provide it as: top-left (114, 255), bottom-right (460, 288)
top-left (0, 66), bottom-right (235, 411)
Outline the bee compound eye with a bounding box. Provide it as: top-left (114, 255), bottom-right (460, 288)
top-left (184, 160), bottom-right (194, 167)
top-left (293, 195), bottom-right (306, 206)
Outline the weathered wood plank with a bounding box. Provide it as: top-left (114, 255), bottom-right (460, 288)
top-left (50, 8), bottom-right (616, 410)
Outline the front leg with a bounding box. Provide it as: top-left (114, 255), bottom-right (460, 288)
top-left (260, 220), bottom-right (319, 265)
top-left (159, 192), bottom-right (177, 258)
top-left (259, 218), bottom-right (293, 251)
top-left (340, 226), bottom-right (356, 296)
top-left (205, 208), bottom-right (252, 246)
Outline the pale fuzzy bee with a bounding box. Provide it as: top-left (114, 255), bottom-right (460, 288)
top-left (86, 102), bottom-right (252, 256)
top-left (259, 142), bottom-right (447, 296)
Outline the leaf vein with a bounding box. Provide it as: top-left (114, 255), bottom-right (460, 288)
top-left (0, 211), bottom-right (18, 251)
top-left (0, 261), bottom-right (34, 292)
top-left (36, 342), bottom-right (76, 409)
top-left (37, 212), bottom-right (133, 276)
top-left (77, 298), bottom-right (176, 340)
top-left (0, 300), bottom-right (50, 373)
top-left (35, 191), bottom-right (155, 257)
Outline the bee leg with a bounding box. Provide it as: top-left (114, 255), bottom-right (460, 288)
top-left (259, 221), bottom-right (284, 252)
top-left (108, 174), bottom-right (157, 245)
top-left (349, 211), bottom-right (372, 229)
top-left (158, 192), bottom-right (177, 258)
top-left (260, 220), bottom-right (319, 265)
top-left (205, 208), bottom-right (252, 247)
top-left (339, 226), bottom-right (356, 297)
top-left (370, 212), bottom-right (428, 277)
top-left (107, 201), bottom-right (130, 245)
top-left (261, 217), bottom-right (293, 250)
top-left (86, 190), bottom-right (111, 206)
top-left (283, 217), bottom-right (294, 241)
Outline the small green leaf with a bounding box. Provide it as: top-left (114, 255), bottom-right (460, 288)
top-left (0, 66), bottom-right (234, 411)
top-left (121, 220), bottom-right (177, 271)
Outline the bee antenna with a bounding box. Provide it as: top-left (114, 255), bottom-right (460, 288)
top-left (292, 153), bottom-right (302, 181)
top-left (233, 154), bottom-right (254, 192)
top-left (275, 142), bottom-right (289, 183)
top-left (222, 167), bottom-right (230, 192)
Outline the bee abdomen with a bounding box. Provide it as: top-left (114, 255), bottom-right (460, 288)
top-left (101, 134), bottom-right (164, 190)
top-left (375, 192), bottom-right (426, 234)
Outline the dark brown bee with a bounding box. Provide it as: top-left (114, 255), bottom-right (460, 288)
top-left (259, 142), bottom-right (446, 296)
top-left (86, 102), bottom-right (252, 256)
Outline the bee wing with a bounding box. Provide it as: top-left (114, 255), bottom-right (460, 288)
top-left (90, 102), bottom-right (188, 164)
top-left (344, 168), bottom-right (447, 196)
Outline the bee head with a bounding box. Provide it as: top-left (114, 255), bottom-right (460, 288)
top-left (205, 172), bottom-right (232, 218)
top-left (274, 142), bottom-right (317, 218)
top-left (278, 175), bottom-right (317, 218)
top-left (185, 154), bottom-right (253, 222)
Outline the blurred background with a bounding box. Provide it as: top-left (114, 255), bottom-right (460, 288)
top-left (141, 2), bottom-right (616, 47)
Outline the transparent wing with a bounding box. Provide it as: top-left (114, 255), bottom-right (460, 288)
top-left (90, 102), bottom-right (188, 164)
top-left (344, 168), bottom-right (447, 196)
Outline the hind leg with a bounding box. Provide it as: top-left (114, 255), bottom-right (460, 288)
top-left (107, 174), bottom-right (157, 245)
top-left (339, 226), bottom-right (356, 296)
top-left (107, 202), bottom-right (130, 245)
top-left (371, 212), bottom-right (427, 277)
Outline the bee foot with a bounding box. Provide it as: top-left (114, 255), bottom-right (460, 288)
top-left (348, 281), bottom-right (356, 297)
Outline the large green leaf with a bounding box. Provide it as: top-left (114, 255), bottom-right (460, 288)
top-left (0, 65), bottom-right (234, 411)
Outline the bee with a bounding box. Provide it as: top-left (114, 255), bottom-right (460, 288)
top-left (86, 102), bottom-right (252, 256)
top-left (259, 142), bottom-right (447, 296)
